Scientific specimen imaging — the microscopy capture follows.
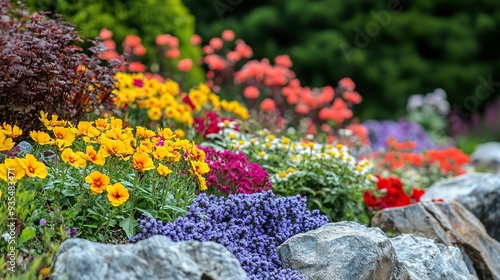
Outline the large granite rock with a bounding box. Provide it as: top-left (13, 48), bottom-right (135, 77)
top-left (470, 142), bottom-right (500, 174)
top-left (371, 202), bottom-right (500, 280)
top-left (277, 221), bottom-right (409, 280)
top-left (53, 235), bottom-right (246, 280)
top-left (277, 221), bottom-right (475, 279)
top-left (421, 173), bottom-right (500, 241)
top-left (391, 234), bottom-right (475, 280)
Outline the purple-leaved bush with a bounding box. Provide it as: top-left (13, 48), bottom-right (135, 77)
top-left (200, 146), bottom-right (272, 195)
top-left (363, 119), bottom-right (439, 152)
top-left (132, 191), bottom-right (328, 279)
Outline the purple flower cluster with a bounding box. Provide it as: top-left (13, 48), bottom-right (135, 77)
top-left (363, 119), bottom-right (439, 152)
top-left (131, 191), bottom-right (328, 279)
top-left (200, 146), bottom-right (272, 195)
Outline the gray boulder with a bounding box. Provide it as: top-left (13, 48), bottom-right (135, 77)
top-left (391, 234), bottom-right (475, 280)
top-left (371, 201), bottom-right (500, 280)
top-left (421, 173), bottom-right (500, 241)
top-left (277, 221), bottom-right (410, 280)
top-left (53, 235), bottom-right (246, 280)
top-left (470, 142), bottom-right (500, 174)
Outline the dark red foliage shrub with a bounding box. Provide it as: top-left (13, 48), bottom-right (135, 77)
top-left (0, 1), bottom-right (123, 138)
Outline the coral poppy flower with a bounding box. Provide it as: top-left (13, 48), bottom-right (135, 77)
top-left (18, 154), bottom-right (48, 179)
top-left (132, 153), bottom-right (155, 172)
top-left (209, 37), bottom-right (224, 50)
top-left (128, 61), bottom-right (147, 72)
top-left (0, 158), bottom-right (25, 182)
top-left (85, 171), bottom-right (110, 194)
top-left (295, 103), bottom-right (310, 114)
top-left (260, 98), bottom-right (276, 111)
top-left (165, 48), bottom-right (180, 59)
top-left (243, 86), bottom-right (260, 99)
top-left (133, 44), bottom-right (147, 56)
top-left (221, 29), bottom-right (235, 42)
top-left (339, 77), bottom-right (356, 91)
top-left (61, 148), bottom-right (87, 169)
top-left (107, 183), bottom-right (130, 207)
top-left (157, 163), bottom-right (173, 177)
top-left (99, 28), bottom-right (113, 40)
top-left (156, 34), bottom-right (172, 46)
top-left (274, 55), bottom-right (292, 68)
top-left (123, 35), bottom-right (141, 48)
top-left (190, 34), bottom-right (202, 45)
top-left (177, 58), bottom-right (193, 72)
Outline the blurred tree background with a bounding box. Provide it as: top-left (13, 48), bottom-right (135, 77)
top-left (24, 0), bottom-right (205, 86)
top-left (24, 0), bottom-right (500, 120)
top-left (183, 0), bottom-right (500, 120)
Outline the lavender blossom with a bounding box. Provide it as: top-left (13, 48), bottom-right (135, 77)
top-left (132, 191), bottom-right (328, 279)
top-left (363, 119), bottom-right (440, 152)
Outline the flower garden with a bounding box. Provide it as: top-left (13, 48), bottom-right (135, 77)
top-left (0, 1), bottom-right (490, 279)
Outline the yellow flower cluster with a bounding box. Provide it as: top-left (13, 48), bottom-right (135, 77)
top-left (111, 72), bottom-right (249, 125)
top-left (30, 111), bottom-right (210, 193)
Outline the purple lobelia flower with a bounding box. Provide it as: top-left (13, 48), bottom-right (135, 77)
top-left (131, 191), bottom-right (328, 279)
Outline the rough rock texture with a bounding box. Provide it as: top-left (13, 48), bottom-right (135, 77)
top-left (470, 142), bottom-right (500, 174)
top-left (53, 235), bottom-right (246, 280)
top-left (421, 173), bottom-right (500, 241)
top-left (277, 221), bottom-right (410, 280)
top-left (391, 234), bottom-right (475, 280)
top-left (371, 202), bottom-right (500, 280)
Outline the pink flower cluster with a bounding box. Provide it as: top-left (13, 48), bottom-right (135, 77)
top-left (200, 146), bottom-right (272, 195)
top-left (193, 111), bottom-right (238, 137)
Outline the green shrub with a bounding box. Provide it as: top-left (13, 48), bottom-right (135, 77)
top-left (24, 0), bottom-right (205, 87)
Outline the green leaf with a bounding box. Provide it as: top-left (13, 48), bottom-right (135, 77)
top-left (18, 227), bottom-right (36, 246)
top-left (120, 217), bottom-right (137, 239)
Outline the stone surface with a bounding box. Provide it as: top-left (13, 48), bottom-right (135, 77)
top-left (470, 142), bottom-right (500, 173)
top-left (371, 201), bottom-right (500, 280)
top-left (53, 235), bottom-right (246, 280)
top-left (391, 234), bottom-right (475, 280)
top-left (277, 221), bottom-right (410, 280)
top-left (421, 173), bottom-right (500, 241)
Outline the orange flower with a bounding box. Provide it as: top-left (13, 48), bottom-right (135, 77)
top-left (85, 171), bottom-right (110, 194)
top-left (0, 132), bottom-right (15, 151)
top-left (157, 163), bottom-right (173, 177)
top-left (18, 154), bottom-right (48, 179)
top-left (52, 126), bottom-right (75, 148)
top-left (2, 123), bottom-right (22, 138)
top-left (61, 148), bottom-right (87, 169)
top-left (132, 153), bottom-right (155, 172)
top-left (0, 158), bottom-right (25, 182)
top-left (191, 160), bottom-right (210, 176)
top-left (136, 126), bottom-right (156, 139)
top-left (30, 131), bottom-right (54, 145)
top-left (107, 183), bottom-right (129, 207)
top-left (83, 146), bottom-right (106, 166)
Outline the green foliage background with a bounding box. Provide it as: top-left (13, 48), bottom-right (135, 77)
top-left (24, 0), bottom-right (205, 86)
top-left (183, 0), bottom-right (500, 120)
